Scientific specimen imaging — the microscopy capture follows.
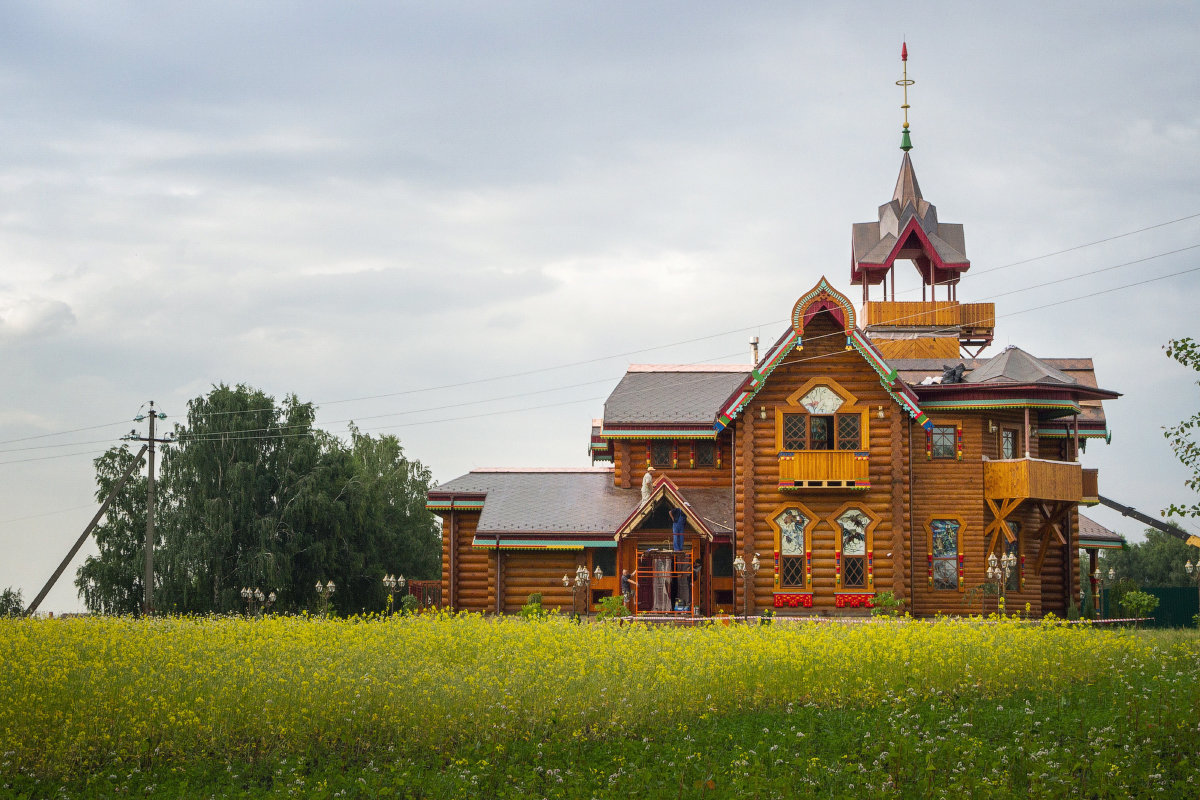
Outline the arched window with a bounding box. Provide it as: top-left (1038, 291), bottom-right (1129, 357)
top-left (769, 504), bottom-right (817, 591)
top-left (830, 504), bottom-right (879, 592)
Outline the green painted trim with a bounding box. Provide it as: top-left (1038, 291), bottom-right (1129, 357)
top-left (469, 538), bottom-right (616, 549)
top-left (600, 428), bottom-right (717, 439)
top-left (920, 399), bottom-right (1081, 413)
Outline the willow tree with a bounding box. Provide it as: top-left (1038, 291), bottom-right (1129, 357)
top-left (76, 384), bottom-right (440, 615)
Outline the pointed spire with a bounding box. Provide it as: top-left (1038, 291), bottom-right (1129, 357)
top-left (892, 152), bottom-right (923, 208)
top-left (896, 41), bottom-right (914, 151)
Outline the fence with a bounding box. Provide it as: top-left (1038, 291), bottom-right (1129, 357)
top-left (1101, 586), bottom-right (1198, 628)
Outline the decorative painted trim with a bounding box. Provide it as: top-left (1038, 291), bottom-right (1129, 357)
top-left (1078, 538), bottom-right (1125, 549)
top-left (834, 592), bottom-right (876, 609)
top-left (773, 592), bottom-right (814, 608)
top-left (790, 277), bottom-right (856, 334)
top-left (600, 428), bottom-right (717, 440)
top-left (425, 499), bottom-right (485, 511)
top-left (1037, 427), bottom-right (1111, 440)
top-left (778, 480), bottom-right (871, 491)
top-left (919, 399), bottom-right (1082, 413)
top-left (469, 538), bottom-right (615, 550)
top-left (714, 331), bottom-right (800, 431)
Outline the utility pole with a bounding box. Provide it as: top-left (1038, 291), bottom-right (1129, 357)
top-left (125, 401), bottom-right (174, 615)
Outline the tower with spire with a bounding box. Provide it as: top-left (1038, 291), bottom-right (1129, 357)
top-left (850, 43), bottom-right (994, 358)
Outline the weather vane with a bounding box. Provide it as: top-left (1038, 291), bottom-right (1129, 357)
top-left (897, 41), bottom-right (914, 152)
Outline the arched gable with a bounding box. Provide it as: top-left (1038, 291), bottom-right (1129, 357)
top-left (791, 278), bottom-right (856, 337)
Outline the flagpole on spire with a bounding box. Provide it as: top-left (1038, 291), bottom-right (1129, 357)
top-left (897, 41), bottom-right (914, 152)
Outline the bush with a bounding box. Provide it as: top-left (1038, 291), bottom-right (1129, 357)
top-left (1119, 590), bottom-right (1160, 625)
top-left (399, 594), bottom-right (419, 615)
top-left (595, 595), bottom-right (629, 621)
top-left (519, 593), bottom-right (545, 620)
top-left (871, 591), bottom-right (904, 618)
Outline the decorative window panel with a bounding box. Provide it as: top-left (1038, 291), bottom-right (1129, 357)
top-left (832, 506), bottom-right (875, 592)
top-left (772, 505), bottom-right (814, 590)
top-left (1001, 429), bottom-right (1018, 460)
top-left (837, 415), bottom-right (861, 451)
top-left (927, 422), bottom-right (963, 460)
top-left (929, 518), bottom-right (963, 591)
top-left (694, 441), bottom-right (715, 468)
top-left (782, 414), bottom-right (806, 450)
top-left (651, 440), bottom-right (672, 468)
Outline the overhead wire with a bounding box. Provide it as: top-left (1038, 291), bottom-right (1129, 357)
top-left (2, 215), bottom-right (1198, 458)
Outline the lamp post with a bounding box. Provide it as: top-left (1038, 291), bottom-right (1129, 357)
top-left (382, 573), bottom-right (407, 614)
top-left (1186, 559), bottom-right (1199, 627)
top-left (562, 564), bottom-right (598, 619)
top-left (986, 552), bottom-right (1017, 614)
top-left (733, 553), bottom-right (760, 619)
top-left (315, 579), bottom-right (336, 616)
top-left (240, 587), bottom-right (275, 616)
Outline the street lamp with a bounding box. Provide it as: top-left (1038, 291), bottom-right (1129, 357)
top-left (733, 553), bottom-right (760, 619)
top-left (315, 580), bottom-right (336, 615)
top-left (240, 586), bottom-right (275, 616)
top-left (1186, 560), bottom-right (1199, 627)
top-left (986, 552), bottom-right (1017, 613)
top-left (382, 573), bottom-right (408, 614)
top-left (561, 564), bottom-right (594, 619)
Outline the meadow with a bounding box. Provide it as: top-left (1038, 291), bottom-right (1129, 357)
top-left (1, 612), bottom-right (1197, 798)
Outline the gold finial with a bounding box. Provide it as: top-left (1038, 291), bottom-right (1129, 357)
top-left (896, 41), bottom-right (914, 151)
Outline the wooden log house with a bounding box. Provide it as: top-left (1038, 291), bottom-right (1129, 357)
top-left (427, 69), bottom-right (1122, 619)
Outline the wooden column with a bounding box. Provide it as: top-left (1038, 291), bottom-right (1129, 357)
top-left (890, 408), bottom-right (907, 600)
top-left (1023, 408), bottom-right (1031, 458)
top-left (495, 546), bottom-right (504, 614)
top-left (449, 506), bottom-right (458, 610)
top-left (741, 413), bottom-right (757, 615)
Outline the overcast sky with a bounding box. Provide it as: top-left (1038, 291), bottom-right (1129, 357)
top-left (2, 2), bottom-right (1198, 613)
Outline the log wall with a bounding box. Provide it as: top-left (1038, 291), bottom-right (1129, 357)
top-left (737, 310), bottom-right (908, 615)
top-left (615, 434), bottom-right (736, 490)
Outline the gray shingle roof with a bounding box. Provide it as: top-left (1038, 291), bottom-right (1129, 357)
top-left (963, 346), bottom-right (1077, 386)
top-left (1078, 513), bottom-right (1125, 547)
top-left (431, 469), bottom-right (733, 535)
top-left (603, 369), bottom-right (749, 425)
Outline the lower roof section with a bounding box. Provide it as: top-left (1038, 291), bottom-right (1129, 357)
top-left (428, 467), bottom-right (733, 539)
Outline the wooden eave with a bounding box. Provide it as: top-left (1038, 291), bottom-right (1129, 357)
top-left (613, 475), bottom-right (715, 542)
top-left (852, 216), bottom-right (971, 286)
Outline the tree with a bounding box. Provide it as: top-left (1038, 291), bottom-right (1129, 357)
top-left (75, 447), bottom-right (150, 615)
top-left (1, 586), bottom-right (24, 617)
top-left (76, 384), bottom-right (441, 616)
top-left (1100, 526), bottom-right (1196, 587)
top-left (1164, 337), bottom-right (1200, 518)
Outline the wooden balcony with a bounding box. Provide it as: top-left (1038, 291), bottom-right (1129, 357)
top-left (860, 301), bottom-right (995, 350)
top-left (1082, 468), bottom-right (1099, 506)
top-left (983, 458), bottom-right (1084, 503)
top-left (778, 451), bottom-right (870, 490)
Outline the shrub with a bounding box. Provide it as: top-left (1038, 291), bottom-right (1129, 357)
top-left (519, 593), bottom-right (545, 620)
top-left (1119, 590), bottom-right (1160, 626)
top-left (595, 595), bottom-right (629, 621)
top-left (871, 591), bottom-right (905, 617)
top-left (399, 594), bottom-right (419, 615)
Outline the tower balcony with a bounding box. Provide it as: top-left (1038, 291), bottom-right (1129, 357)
top-left (983, 458), bottom-right (1085, 503)
top-left (860, 301), bottom-right (994, 351)
top-left (778, 451), bottom-right (871, 490)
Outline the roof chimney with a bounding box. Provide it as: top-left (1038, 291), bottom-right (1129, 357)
top-left (750, 337), bottom-right (760, 366)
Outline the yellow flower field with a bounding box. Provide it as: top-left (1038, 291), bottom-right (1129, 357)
top-left (0, 612), bottom-right (1194, 783)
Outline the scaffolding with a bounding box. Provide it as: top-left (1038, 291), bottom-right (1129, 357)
top-left (632, 550), bottom-right (697, 614)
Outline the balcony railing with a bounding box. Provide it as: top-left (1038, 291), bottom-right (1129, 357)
top-left (778, 451), bottom-right (870, 490)
top-left (983, 458), bottom-right (1084, 503)
top-left (1082, 468), bottom-right (1099, 505)
top-left (860, 300), bottom-right (996, 328)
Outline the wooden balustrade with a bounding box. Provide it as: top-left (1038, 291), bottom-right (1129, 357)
top-left (1082, 468), bottom-right (1099, 505)
top-left (778, 450), bottom-right (870, 490)
top-left (983, 458), bottom-right (1084, 502)
top-left (860, 301), bottom-right (996, 330)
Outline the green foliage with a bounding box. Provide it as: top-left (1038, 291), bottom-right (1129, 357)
top-left (76, 384), bottom-right (441, 616)
top-left (518, 592), bottom-right (545, 620)
top-left (1119, 589), bottom-right (1161, 622)
top-left (399, 594), bottom-right (419, 615)
top-left (1164, 337), bottom-right (1200, 518)
top-left (594, 594), bottom-right (629, 621)
top-left (758, 608), bottom-right (775, 625)
top-left (1101, 527), bottom-right (1197, 587)
top-left (870, 590), bottom-right (905, 617)
top-left (0, 587), bottom-right (24, 617)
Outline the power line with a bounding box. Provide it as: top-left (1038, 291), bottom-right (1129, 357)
top-left (3, 221), bottom-right (1198, 454)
